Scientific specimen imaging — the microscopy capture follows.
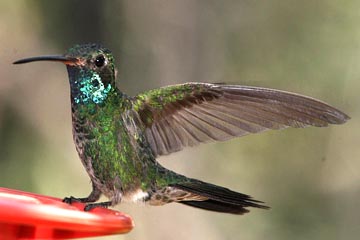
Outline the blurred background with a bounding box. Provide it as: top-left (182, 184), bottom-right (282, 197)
top-left (0, 1), bottom-right (359, 239)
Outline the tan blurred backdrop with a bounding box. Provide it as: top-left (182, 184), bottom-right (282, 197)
top-left (0, 1), bottom-right (359, 240)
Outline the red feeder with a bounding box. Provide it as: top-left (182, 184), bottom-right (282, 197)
top-left (0, 187), bottom-right (134, 240)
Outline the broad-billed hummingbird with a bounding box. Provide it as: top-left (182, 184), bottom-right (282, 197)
top-left (14, 43), bottom-right (349, 214)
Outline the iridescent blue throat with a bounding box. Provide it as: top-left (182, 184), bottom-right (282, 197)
top-left (67, 67), bottom-right (112, 105)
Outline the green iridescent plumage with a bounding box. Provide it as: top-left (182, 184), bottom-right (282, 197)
top-left (14, 43), bottom-right (349, 214)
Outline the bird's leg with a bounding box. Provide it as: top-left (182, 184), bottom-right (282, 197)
top-left (63, 183), bottom-right (101, 204)
top-left (84, 191), bottom-right (122, 211)
top-left (84, 201), bottom-right (112, 211)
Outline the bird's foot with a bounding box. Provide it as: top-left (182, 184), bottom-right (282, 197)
top-left (63, 186), bottom-right (101, 205)
top-left (63, 196), bottom-right (92, 204)
top-left (84, 201), bottom-right (112, 211)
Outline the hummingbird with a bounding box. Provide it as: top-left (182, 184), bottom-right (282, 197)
top-left (14, 43), bottom-right (349, 214)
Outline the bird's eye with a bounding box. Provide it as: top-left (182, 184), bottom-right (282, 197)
top-left (94, 55), bottom-right (106, 67)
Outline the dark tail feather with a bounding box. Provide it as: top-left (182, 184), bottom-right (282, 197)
top-left (171, 180), bottom-right (269, 215)
top-left (181, 199), bottom-right (252, 214)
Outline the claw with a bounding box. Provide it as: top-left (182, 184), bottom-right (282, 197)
top-left (62, 196), bottom-right (93, 204)
top-left (84, 201), bottom-right (112, 211)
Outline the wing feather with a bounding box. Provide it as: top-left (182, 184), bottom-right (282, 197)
top-left (132, 83), bottom-right (349, 157)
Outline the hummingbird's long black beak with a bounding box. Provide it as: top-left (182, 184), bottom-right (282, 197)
top-left (13, 55), bottom-right (78, 65)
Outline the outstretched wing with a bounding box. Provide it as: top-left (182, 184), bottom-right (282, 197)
top-left (132, 83), bottom-right (349, 157)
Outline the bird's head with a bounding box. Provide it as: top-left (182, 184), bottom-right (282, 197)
top-left (14, 43), bottom-right (117, 105)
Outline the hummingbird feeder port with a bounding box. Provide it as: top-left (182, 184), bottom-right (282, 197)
top-left (0, 187), bottom-right (134, 239)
